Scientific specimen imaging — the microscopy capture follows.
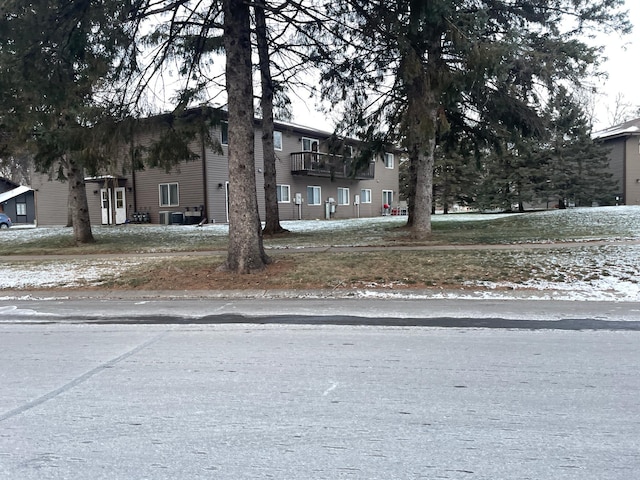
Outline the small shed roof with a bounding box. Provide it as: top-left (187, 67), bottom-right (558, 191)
top-left (0, 185), bottom-right (33, 203)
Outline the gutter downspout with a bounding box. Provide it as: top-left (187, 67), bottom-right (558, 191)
top-left (201, 126), bottom-right (209, 222)
top-left (131, 133), bottom-right (137, 214)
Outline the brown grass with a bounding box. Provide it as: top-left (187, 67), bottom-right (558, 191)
top-left (102, 250), bottom-right (537, 291)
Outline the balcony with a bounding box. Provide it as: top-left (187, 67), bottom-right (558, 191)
top-left (291, 152), bottom-right (375, 180)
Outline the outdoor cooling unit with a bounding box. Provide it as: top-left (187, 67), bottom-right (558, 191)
top-left (159, 211), bottom-right (170, 225)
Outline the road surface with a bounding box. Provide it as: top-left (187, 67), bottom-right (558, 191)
top-left (1, 295), bottom-right (639, 478)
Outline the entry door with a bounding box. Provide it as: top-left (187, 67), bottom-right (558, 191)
top-left (100, 188), bottom-right (112, 225)
top-left (101, 188), bottom-right (127, 224)
top-left (114, 187), bottom-right (126, 224)
top-left (225, 181), bottom-right (230, 223)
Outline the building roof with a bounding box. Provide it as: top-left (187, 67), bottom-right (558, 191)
top-left (593, 118), bottom-right (640, 141)
top-left (0, 185), bottom-right (33, 203)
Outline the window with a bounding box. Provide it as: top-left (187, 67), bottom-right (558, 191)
top-left (115, 189), bottom-right (124, 209)
top-left (307, 186), bottom-right (321, 205)
top-left (221, 122), bottom-right (228, 145)
top-left (346, 145), bottom-right (354, 158)
top-left (382, 190), bottom-right (393, 207)
top-left (274, 131), bottom-right (283, 151)
top-left (16, 202), bottom-right (26, 216)
top-left (302, 137), bottom-right (319, 152)
top-left (337, 187), bottom-right (350, 205)
top-left (159, 183), bottom-right (179, 207)
top-left (384, 152), bottom-right (394, 169)
top-left (360, 189), bottom-right (372, 204)
top-left (277, 184), bottom-right (290, 203)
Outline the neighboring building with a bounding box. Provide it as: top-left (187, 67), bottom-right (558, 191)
top-left (32, 112), bottom-right (401, 225)
top-left (593, 118), bottom-right (640, 205)
top-left (0, 177), bottom-right (36, 224)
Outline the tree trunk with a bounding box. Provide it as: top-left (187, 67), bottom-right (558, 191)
top-left (411, 133), bottom-right (436, 239)
top-left (67, 158), bottom-right (95, 244)
top-left (223, 0), bottom-right (270, 273)
top-left (400, 39), bottom-right (438, 240)
top-left (405, 146), bottom-right (418, 228)
top-left (255, 0), bottom-right (287, 236)
top-left (404, 82), bottom-right (437, 239)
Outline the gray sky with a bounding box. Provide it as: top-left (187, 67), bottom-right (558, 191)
top-left (292, 3), bottom-right (640, 133)
top-left (592, 1), bottom-right (640, 129)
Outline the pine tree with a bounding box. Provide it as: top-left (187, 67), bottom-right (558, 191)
top-left (0, 0), bottom-right (139, 243)
top-left (542, 88), bottom-right (618, 207)
top-left (310, 0), bottom-right (629, 238)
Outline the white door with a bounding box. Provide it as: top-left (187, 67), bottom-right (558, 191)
top-left (114, 187), bottom-right (126, 224)
top-left (225, 181), bottom-right (230, 223)
top-left (100, 188), bottom-right (112, 225)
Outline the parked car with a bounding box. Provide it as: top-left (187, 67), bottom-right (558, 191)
top-left (0, 213), bottom-right (12, 228)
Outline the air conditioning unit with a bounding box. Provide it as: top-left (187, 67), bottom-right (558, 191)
top-left (159, 211), bottom-right (170, 225)
top-left (171, 212), bottom-right (184, 225)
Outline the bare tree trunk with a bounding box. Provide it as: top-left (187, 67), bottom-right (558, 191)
top-left (402, 48), bottom-right (437, 240)
top-left (405, 146), bottom-right (418, 228)
top-left (255, 0), bottom-right (287, 236)
top-left (411, 132), bottom-right (435, 239)
top-left (223, 0), bottom-right (270, 273)
top-left (67, 158), bottom-right (95, 244)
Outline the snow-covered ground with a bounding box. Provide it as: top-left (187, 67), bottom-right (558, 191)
top-left (2, 208), bottom-right (640, 301)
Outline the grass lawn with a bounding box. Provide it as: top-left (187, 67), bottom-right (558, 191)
top-left (1, 206), bottom-right (639, 293)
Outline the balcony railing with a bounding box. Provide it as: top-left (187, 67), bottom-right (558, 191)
top-left (291, 151), bottom-right (375, 180)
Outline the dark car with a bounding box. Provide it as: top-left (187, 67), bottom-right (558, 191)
top-left (0, 213), bottom-right (12, 228)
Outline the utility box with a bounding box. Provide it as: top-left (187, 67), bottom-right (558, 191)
top-left (325, 198), bottom-right (336, 219)
top-left (159, 211), bottom-right (170, 225)
top-left (170, 212), bottom-right (185, 225)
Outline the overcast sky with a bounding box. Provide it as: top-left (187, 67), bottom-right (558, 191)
top-left (291, 3), bottom-right (639, 133)
top-left (591, 1), bottom-right (640, 129)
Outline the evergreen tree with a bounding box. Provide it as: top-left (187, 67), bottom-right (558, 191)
top-left (542, 88), bottom-right (618, 207)
top-left (0, 0), bottom-right (139, 243)
top-left (223, 0), bottom-right (270, 272)
top-left (310, 0), bottom-right (629, 238)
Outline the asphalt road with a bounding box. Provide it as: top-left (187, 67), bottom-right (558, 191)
top-left (1, 296), bottom-right (639, 479)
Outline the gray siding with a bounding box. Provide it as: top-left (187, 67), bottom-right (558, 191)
top-left (32, 118), bottom-right (400, 226)
top-left (205, 124), bottom-right (230, 223)
top-left (133, 137), bottom-right (206, 224)
top-left (31, 172), bottom-right (72, 225)
top-left (624, 136), bottom-right (640, 205)
top-left (606, 138), bottom-right (625, 201)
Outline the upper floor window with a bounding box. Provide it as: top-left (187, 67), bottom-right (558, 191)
top-left (221, 122), bottom-right (228, 146)
top-left (302, 137), bottom-right (319, 152)
top-left (274, 131), bottom-right (283, 151)
top-left (384, 152), bottom-right (394, 169)
top-left (159, 183), bottom-right (179, 207)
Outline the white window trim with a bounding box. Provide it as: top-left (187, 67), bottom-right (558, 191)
top-left (307, 185), bottom-right (321, 206)
top-left (301, 137), bottom-right (319, 152)
top-left (16, 203), bottom-right (27, 216)
top-left (337, 187), bottom-right (350, 206)
top-left (382, 189), bottom-right (393, 206)
top-left (384, 152), bottom-right (394, 169)
top-left (277, 184), bottom-right (290, 203)
top-left (274, 131), bottom-right (283, 151)
top-left (159, 182), bottom-right (179, 207)
top-left (360, 189), bottom-right (372, 204)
